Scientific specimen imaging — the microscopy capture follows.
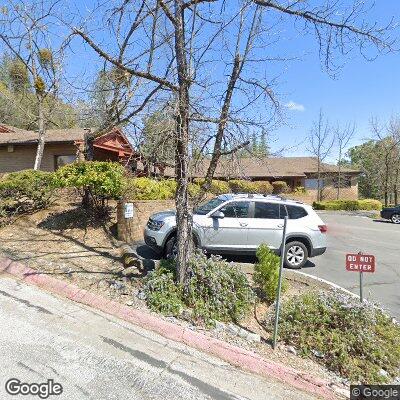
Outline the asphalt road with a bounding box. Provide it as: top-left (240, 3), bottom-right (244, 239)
top-left (0, 275), bottom-right (316, 400)
top-left (137, 211), bottom-right (400, 319)
top-left (309, 212), bottom-right (400, 318)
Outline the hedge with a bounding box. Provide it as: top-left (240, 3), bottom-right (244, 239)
top-left (272, 180), bottom-right (289, 194)
top-left (53, 161), bottom-right (126, 212)
top-left (193, 179), bottom-right (230, 195)
top-left (313, 199), bottom-right (382, 211)
top-left (124, 177), bottom-right (177, 200)
top-left (0, 169), bottom-right (56, 225)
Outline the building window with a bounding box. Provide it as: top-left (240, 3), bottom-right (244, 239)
top-left (55, 155), bottom-right (76, 169)
top-left (304, 178), bottom-right (326, 190)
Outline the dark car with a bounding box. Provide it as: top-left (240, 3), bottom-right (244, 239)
top-left (380, 205), bottom-right (400, 224)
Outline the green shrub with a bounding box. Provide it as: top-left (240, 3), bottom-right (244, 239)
top-left (313, 199), bottom-right (382, 211)
top-left (358, 199), bottom-right (382, 210)
top-left (143, 260), bottom-right (183, 316)
top-left (0, 170), bottom-right (55, 223)
top-left (253, 181), bottom-right (273, 195)
top-left (276, 291), bottom-right (400, 383)
top-left (228, 179), bottom-right (258, 193)
top-left (188, 182), bottom-right (201, 198)
top-left (293, 186), bottom-right (307, 194)
top-left (254, 244), bottom-right (287, 301)
top-left (193, 179), bottom-right (230, 195)
top-left (144, 252), bottom-right (254, 325)
top-left (125, 177), bottom-right (176, 200)
top-left (187, 252), bottom-right (254, 324)
top-left (272, 181), bottom-right (289, 194)
top-left (54, 161), bottom-right (125, 207)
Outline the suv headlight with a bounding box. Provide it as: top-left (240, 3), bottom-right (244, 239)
top-left (147, 219), bottom-right (165, 231)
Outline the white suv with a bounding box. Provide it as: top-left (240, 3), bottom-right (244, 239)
top-left (144, 194), bottom-right (327, 268)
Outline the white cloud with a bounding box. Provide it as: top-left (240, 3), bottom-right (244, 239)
top-left (285, 101), bottom-right (305, 112)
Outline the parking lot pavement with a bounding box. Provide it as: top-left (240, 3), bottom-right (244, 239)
top-left (137, 212), bottom-right (400, 319)
top-left (309, 212), bottom-right (400, 318)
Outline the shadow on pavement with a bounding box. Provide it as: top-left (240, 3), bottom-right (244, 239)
top-left (372, 219), bottom-right (394, 224)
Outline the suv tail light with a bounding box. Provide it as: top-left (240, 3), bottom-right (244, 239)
top-left (318, 225), bottom-right (327, 233)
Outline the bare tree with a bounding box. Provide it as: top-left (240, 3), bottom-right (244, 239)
top-left (334, 122), bottom-right (355, 199)
top-left (71, 0), bottom-right (396, 286)
top-left (308, 110), bottom-right (335, 201)
top-left (371, 117), bottom-right (400, 206)
top-left (0, 0), bottom-right (67, 170)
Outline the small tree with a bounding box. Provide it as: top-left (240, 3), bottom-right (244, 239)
top-left (254, 244), bottom-right (287, 302)
top-left (307, 110), bottom-right (335, 201)
top-left (334, 122), bottom-right (355, 199)
top-left (0, 1), bottom-right (68, 170)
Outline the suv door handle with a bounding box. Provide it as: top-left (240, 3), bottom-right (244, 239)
top-left (277, 224), bottom-right (284, 228)
top-left (240, 222), bottom-right (248, 227)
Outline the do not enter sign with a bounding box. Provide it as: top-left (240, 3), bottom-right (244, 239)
top-left (346, 253), bottom-right (375, 273)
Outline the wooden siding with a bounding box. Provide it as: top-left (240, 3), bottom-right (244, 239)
top-left (0, 143), bottom-right (77, 173)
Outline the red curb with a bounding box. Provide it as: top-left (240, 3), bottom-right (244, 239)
top-left (0, 256), bottom-right (338, 399)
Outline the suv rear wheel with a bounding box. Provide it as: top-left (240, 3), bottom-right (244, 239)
top-left (284, 241), bottom-right (308, 269)
top-left (391, 213), bottom-right (400, 224)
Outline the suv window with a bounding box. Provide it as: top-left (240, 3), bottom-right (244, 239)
top-left (286, 205), bottom-right (308, 219)
top-left (254, 202), bottom-right (280, 219)
top-left (220, 201), bottom-right (250, 218)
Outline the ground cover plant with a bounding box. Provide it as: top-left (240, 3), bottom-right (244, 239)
top-left (274, 291), bottom-right (400, 383)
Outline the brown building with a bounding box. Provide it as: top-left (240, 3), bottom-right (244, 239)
top-left (163, 156), bottom-right (361, 200)
top-left (0, 124), bottom-right (137, 173)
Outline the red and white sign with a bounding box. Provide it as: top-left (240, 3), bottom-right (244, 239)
top-left (346, 254), bottom-right (375, 273)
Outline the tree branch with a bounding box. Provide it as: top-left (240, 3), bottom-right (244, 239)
top-left (72, 28), bottom-right (178, 91)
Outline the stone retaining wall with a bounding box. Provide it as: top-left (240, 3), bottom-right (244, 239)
top-left (117, 199), bottom-right (175, 243)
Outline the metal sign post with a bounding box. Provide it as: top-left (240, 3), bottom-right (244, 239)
top-left (345, 252), bottom-right (375, 303)
top-left (272, 215), bottom-right (288, 350)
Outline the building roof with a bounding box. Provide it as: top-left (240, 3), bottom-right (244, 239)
top-left (0, 124), bottom-right (89, 145)
top-left (164, 156), bottom-right (360, 179)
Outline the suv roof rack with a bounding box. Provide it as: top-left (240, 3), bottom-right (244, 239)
top-left (218, 193), bottom-right (305, 205)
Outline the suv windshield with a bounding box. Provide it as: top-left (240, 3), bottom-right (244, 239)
top-left (194, 197), bottom-right (226, 215)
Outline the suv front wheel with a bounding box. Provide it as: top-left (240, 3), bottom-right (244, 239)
top-left (284, 241), bottom-right (308, 269)
top-left (164, 235), bottom-right (199, 259)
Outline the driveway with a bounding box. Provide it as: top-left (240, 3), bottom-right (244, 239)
top-left (309, 212), bottom-right (400, 318)
top-left (137, 212), bottom-right (400, 319)
top-left (0, 275), bottom-right (316, 400)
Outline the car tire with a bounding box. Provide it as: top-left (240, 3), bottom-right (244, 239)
top-left (164, 235), bottom-right (177, 259)
top-left (284, 241), bottom-right (308, 269)
top-left (391, 213), bottom-right (400, 224)
top-left (164, 235), bottom-right (199, 259)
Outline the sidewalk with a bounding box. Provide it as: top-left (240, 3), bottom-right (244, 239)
top-left (0, 274), bottom-right (321, 400)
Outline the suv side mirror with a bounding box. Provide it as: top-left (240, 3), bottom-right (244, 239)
top-left (211, 211), bottom-right (225, 219)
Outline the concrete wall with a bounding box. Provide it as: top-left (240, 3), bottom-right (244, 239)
top-left (0, 143), bottom-right (77, 173)
top-left (117, 199), bottom-right (175, 243)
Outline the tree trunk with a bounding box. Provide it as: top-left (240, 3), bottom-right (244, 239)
top-left (174, 0), bottom-right (193, 286)
top-left (337, 149), bottom-right (342, 200)
top-left (317, 159), bottom-right (321, 202)
top-left (83, 130), bottom-right (94, 208)
top-left (84, 130), bottom-right (94, 161)
top-left (175, 106), bottom-right (193, 287)
top-left (33, 97), bottom-right (45, 170)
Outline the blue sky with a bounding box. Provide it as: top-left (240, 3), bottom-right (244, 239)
top-left (66, 0), bottom-right (400, 162)
top-left (268, 1), bottom-right (400, 161)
